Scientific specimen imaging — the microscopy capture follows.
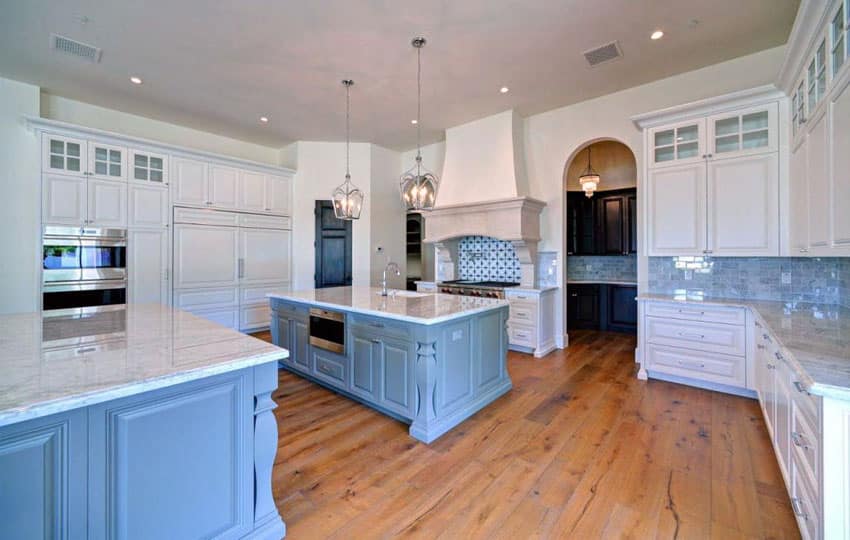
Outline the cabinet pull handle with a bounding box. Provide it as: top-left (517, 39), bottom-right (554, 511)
top-left (763, 333), bottom-right (772, 343)
top-left (791, 498), bottom-right (808, 520)
top-left (237, 258), bottom-right (245, 279)
top-left (756, 344), bottom-right (765, 350)
top-left (371, 339), bottom-right (381, 344)
top-left (793, 381), bottom-right (809, 395)
top-left (677, 360), bottom-right (706, 369)
top-left (791, 431), bottom-right (811, 450)
top-left (754, 320), bottom-right (762, 328)
top-left (799, 248), bottom-right (809, 253)
top-left (774, 351), bottom-right (784, 362)
top-left (677, 309), bottom-right (705, 316)
top-left (767, 363), bottom-right (776, 370)
top-left (677, 331), bottom-right (705, 339)
top-left (368, 322), bottom-right (384, 328)
top-left (76, 346), bottom-right (97, 354)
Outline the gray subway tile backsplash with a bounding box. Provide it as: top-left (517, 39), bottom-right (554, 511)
top-left (648, 256), bottom-right (850, 307)
top-left (567, 255), bottom-right (637, 282)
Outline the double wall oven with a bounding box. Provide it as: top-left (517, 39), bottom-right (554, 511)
top-left (42, 226), bottom-right (127, 311)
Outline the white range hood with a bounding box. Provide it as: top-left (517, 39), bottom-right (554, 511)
top-left (421, 110), bottom-right (546, 287)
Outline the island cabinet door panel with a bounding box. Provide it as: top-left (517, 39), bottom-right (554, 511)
top-left (380, 338), bottom-right (414, 417)
top-left (271, 315), bottom-right (292, 366)
top-left (173, 224), bottom-right (239, 289)
top-left (476, 310), bottom-right (506, 390)
top-left (351, 333), bottom-right (380, 401)
top-left (87, 371), bottom-right (253, 540)
top-left (292, 319), bottom-right (311, 372)
top-left (437, 319), bottom-right (474, 414)
top-left (0, 409), bottom-right (87, 540)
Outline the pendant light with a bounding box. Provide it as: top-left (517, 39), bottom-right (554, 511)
top-left (400, 37), bottom-right (439, 212)
top-left (332, 79), bottom-right (364, 220)
top-left (578, 145), bottom-right (601, 198)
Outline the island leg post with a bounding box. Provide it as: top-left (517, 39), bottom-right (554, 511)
top-left (250, 362), bottom-right (286, 539)
top-left (410, 339), bottom-right (439, 443)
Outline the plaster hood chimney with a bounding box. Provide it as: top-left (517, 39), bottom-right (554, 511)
top-left (422, 110), bottom-right (546, 287)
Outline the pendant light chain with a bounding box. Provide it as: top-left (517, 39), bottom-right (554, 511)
top-left (345, 80), bottom-right (351, 179)
top-left (416, 43), bottom-right (422, 177)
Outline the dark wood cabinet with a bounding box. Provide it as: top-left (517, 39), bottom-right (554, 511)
top-left (567, 283), bottom-right (637, 334)
top-left (566, 188), bottom-right (636, 256)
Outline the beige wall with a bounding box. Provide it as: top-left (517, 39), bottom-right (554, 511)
top-left (41, 94), bottom-right (282, 165)
top-left (0, 77), bottom-right (41, 314)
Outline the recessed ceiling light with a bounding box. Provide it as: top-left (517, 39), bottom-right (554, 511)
top-left (500, 86), bottom-right (509, 94)
top-left (651, 30), bottom-right (664, 40)
top-left (411, 119), bottom-right (418, 124)
top-left (259, 116), bottom-right (269, 123)
top-left (129, 76), bottom-right (143, 85)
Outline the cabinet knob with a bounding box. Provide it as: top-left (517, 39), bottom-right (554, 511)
top-left (799, 248), bottom-right (809, 253)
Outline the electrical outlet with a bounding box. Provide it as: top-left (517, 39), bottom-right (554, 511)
top-left (376, 246), bottom-right (384, 253)
top-left (781, 271), bottom-right (792, 285)
top-left (684, 270), bottom-right (693, 280)
top-left (585, 264), bottom-right (592, 271)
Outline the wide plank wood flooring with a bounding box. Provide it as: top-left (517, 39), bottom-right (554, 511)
top-left (253, 329), bottom-right (800, 539)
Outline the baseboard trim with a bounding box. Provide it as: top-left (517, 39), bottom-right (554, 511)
top-left (646, 370), bottom-right (756, 399)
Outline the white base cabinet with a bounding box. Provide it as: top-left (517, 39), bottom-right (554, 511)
top-left (505, 288), bottom-right (557, 358)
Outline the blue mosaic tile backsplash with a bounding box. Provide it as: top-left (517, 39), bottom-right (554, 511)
top-left (457, 236), bottom-right (522, 283)
top-left (648, 256), bottom-right (850, 307)
top-left (567, 255), bottom-right (637, 282)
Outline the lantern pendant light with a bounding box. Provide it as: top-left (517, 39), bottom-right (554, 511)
top-left (332, 79), bottom-right (364, 220)
top-left (400, 37), bottom-right (439, 212)
top-left (578, 145), bottom-right (601, 198)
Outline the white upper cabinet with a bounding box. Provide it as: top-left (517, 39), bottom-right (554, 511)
top-left (87, 179), bottom-right (127, 228)
top-left (42, 174), bottom-right (86, 226)
top-left (129, 183), bottom-right (169, 229)
top-left (706, 153), bottom-right (778, 256)
top-left (266, 175), bottom-right (291, 215)
top-left (647, 162), bottom-right (706, 255)
top-left (831, 76), bottom-right (850, 249)
top-left (128, 228), bottom-right (169, 304)
top-left (172, 157), bottom-right (209, 207)
top-left (707, 104), bottom-right (778, 159)
top-left (43, 135), bottom-right (87, 177)
top-left (130, 150), bottom-right (168, 185)
top-left (238, 170), bottom-right (267, 212)
top-left (209, 165), bottom-right (239, 209)
top-left (88, 142), bottom-right (127, 181)
top-left (648, 120), bottom-right (705, 168)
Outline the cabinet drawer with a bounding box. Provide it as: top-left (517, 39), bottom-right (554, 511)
top-left (174, 287), bottom-right (239, 309)
top-left (791, 396), bottom-right (820, 482)
top-left (271, 300), bottom-right (309, 322)
top-left (646, 344), bottom-right (746, 387)
top-left (238, 213), bottom-right (291, 230)
top-left (240, 304), bottom-right (271, 331)
top-left (645, 302), bottom-right (746, 325)
top-left (241, 283), bottom-right (289, 305)
top-left (508, 324), bottom-right (536, 348)
top-left (349, 314), bottom-right (411, 341)
top-left (173, 206), bottom-right (239, 227)
top-left (508, 303), bottom-right (537, 326)
top-left (506, 292), bottom-right (538, 305)
top-left (312, 349), bottom-right (347, 387)
top-left (791, 452), bottom-right (820, 540)
top-left (646, 317), bottom-right (746, 356)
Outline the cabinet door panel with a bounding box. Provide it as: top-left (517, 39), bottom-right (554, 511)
top-left (597, 195), bottom-right (626, 254)
top-left (292, 320), bottom-right (310, 371)
top-left (210, 165), bottom-right (239, 209)
top-left (789, 144), bottom-right (809, 253)
top-left (239, 228), bottom-right (291, 284)
top-left (238, 170), bottom-right (266, 212)
top-left (627, 193), bottom-right (637, 254)
top-left (351, 335), bottom-right (379, 400)
top-left (381, 339), bottom-right (413, 416)
top-left (832, 82), bottom-right (850, 247)
top-left (87, 179), bottom-right (127, 227)
top-left (43, 134), bottom-right (86, 176)
top-left (43, 174), bottom-right (86, 226)
top-left (806, 113), bottom-right (830, 248)
top-left (129, 184), bottom-right (168, 228)
top-left (707, 153), bottom-right (778, 256)
top-left (128, 229), bottom-right (168, 304)
top-left (567, 284), bottom-right (599, 330)
top-left (266, 175), bottom-right (291, 215)
top-left (172, 158), bottom-right (209, 206)
top-left (647, 163), bottom-right (706, 255)
top-left (173, 224), bottom-right (239, 288)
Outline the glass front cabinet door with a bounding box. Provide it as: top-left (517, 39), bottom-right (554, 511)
top-left (648, 120), bottom-right (705, 168)
top-left (43, 134), bottom-right (87, 177)
top-left (88, 142), bottom-right (127, 181)
top-left (707, 103), bottom-right (778, 159)
top-left (130, 150), bottom-right (168, 185)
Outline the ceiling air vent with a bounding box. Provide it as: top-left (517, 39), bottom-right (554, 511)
top-left (583, 41), bottom-right (622, 67)
top-left (50, 34), bottom-right (102, 63)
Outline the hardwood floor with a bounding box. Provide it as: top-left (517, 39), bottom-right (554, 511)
top-left (252, 329), bottom-right (800, 539)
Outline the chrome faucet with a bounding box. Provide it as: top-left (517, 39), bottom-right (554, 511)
top-left (381, 262), bottom-right (401, 296)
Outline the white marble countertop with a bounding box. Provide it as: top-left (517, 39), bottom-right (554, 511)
top-left (268, 286), bottom-right (508, 325)
top-left (568, 280), bottom-right (638, 286)
top-left (0, 304), bottom-right (287, 428)
top-left (638, 294), bottom-right (850, 401)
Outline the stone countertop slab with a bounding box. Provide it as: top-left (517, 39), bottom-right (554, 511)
top-left (268, 286), bottom-right (508, 325)
top-left (0, 304), bottom-right (287, 428)
top-left (638, 293), bottom-right (850, 401)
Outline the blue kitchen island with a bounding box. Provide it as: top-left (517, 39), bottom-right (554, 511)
top-left (267, 286), bottom-right (512, 443)
top-left (0, 304), bottom-right (287, 539)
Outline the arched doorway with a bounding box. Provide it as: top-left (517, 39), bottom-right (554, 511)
top-left (562, 139), bottom-right (639, 337)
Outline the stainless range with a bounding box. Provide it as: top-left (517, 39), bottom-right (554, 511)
top-left (437, 280), bottom-right (519, 299)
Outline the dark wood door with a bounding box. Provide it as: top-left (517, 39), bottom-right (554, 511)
top-left (597, 194), bottom-right (626, 255)
top-left (567, 284), bottom-right (600, 330)
top-left (606, 285), bottom-right (637, 333)
top-left (566, 191), bottom-right (597, 255)
top-left (627, 193), bottom-right (637, 254)
top-left (314, 200), bottom-right (352, 288)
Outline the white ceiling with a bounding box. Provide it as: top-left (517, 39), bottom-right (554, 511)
top-left (0, 0), bottom-right (799, 151)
